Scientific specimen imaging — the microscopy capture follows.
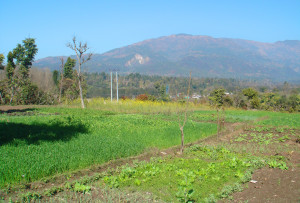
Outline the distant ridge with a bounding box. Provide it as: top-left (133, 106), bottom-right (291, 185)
top-left (34, 34), bottom-right (300, 82)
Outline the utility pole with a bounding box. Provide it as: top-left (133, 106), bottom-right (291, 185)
top-left (110, 71), bottom-right (113, 102)
top-left (116, 71), bottom-right (119, 102)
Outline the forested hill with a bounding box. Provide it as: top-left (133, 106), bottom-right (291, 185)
top-left (34, 34), bottom-right (300, 82)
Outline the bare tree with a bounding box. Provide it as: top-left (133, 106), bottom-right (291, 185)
top-left (58, 57), bottom-right (64, 103)
top-left (177, 72), bottom-right (192, 154)
top-left (67, 37), bottom-right (92, 108)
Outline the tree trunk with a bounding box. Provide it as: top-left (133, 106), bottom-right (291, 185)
top-left (58, 79), bottom-right (63, 103)
top-left (9, 86), bottom-right (14, 105)
top-left (0, 92), bottom-right (3, 104)
top-left (59, 58), bottom-right (64, 103)
top-left (78, 74), bottom-right (85, 108)
top-left (222, 108), bottom-right (225, 130)
top-left (180, 126), bottom-right (184, 154)
top-left (217, 108), bottom-right (219, 136)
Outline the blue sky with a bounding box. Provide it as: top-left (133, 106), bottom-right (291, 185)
top-left (1, 0), bottom-right (300, 59)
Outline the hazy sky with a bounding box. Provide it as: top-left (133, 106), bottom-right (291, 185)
top-left (1, 0), bottom-right (300, 59)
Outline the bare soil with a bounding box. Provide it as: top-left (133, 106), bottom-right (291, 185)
top-left (232, 166), bottom-right (300, 203)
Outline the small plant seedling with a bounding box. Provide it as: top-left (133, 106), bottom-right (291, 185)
top-left (73, 182), bottom-right (91, 194)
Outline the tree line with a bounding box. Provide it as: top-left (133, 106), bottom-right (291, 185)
top-left (208, 87), bottom-right (299, 112)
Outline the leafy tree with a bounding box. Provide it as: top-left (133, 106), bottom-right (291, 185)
top-left (0, 54), bottom-right (4, 70)
top-left (209, 88), bottom-right (225, 107)
top-left (242, 88), bottom-right (260, 109)
top-left (6, 52), bottom-right (15, 80)
top-left (223, 95), bottom-right (233, 106)
top-left (209, 88), bottom-right (226, 135)
top-left (242, 88), bottom-right (258, 100)
top-left (63, 57), bottom-right (76, 79)
top-left (52, 70), bottom-right (59, 86)
top-left (2, 38), bottom-right (39, 104)
top-left (287, 94), bottom-right (300, 112)
top-left (277, 95), bottom-right (287, 111)
top-left (13, 38), bottom-right (38, 78)
top-left (232, 91), bottom-right (247, 109)
top-left (154, 81), bottom-right (168, 101)
top-left (250, 96), bottom-right (260, 109)
top-left (5, 52), bottom-right (17, 104)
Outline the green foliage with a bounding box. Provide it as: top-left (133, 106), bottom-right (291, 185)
top-left (219, 183), bottom-right (243, 199)
top-left (64, 57), bottom-right (76, 79)
top-left (19, 82), bottom-right (39, 104)
top-left (13, 38), bottom-right (38, 78)
top-left (242, 88), bottom-right (258, 100)
top-left (287, 94), bottom-right (300, 112)
top-left (223, 95), bottom-right (233, 106)
top-left (242, 88), bottom-right (260, 109)
top-left (250, 96), bottom-right (260, 109)
top-left (154, 81), bottom-right (169, 101)
top-left (6, 52), bottom-right (15, 80)
top-left (234, 132), bottom-right (283, 145)
top-left (73, 182), bottom-right (91, 194)
top-left (0, 38), bottom-right (51, 105)
top-left (21, 192), bottom-right (41, 202)
top-left (0, 53), bottom-right (5, 70)
top-left (97, 145), bottom-right (268, 202)
top-left (52, 70), bottom-right (59, 86)
top-left (44, 186), bottom-right (63, 196)
top-left (267, 160), bottom-right (288, 170)
top-left (255, 112), bottom-right (300, 128)
top-left (209, 88), bottom-right (225, 107)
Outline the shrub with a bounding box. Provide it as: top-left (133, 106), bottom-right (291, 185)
top-left (121, 96), bottom-right (130, 100)
top-left (136, 94), bottom-right (148, 101)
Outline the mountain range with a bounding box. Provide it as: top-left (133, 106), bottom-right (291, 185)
top-left (33, 34), bottom-right (300, 82)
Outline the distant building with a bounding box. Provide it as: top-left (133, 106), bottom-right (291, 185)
top-left (192, 94), bottom-right (202, 99)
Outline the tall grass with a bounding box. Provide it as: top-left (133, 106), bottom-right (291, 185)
top-left (66, 97), bottom-right (210, 114)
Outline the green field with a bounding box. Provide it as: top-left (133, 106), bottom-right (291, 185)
top-left (0, 107), bottom-right (217, 187)
top-left (192, 109), bottom-right (300, 128)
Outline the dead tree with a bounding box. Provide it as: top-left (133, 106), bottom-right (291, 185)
top-left (58, 57), bottom-right (64, 103)
top-left (177, 72), bottom-right (192, 154)
top-left (67, 37), bottom-right (92, 108)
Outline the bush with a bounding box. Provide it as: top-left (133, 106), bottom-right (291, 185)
top-left (136, 94), bottom-right (148, 101)
top-left (121, 96), bottom-right (130, 100)
top-left (223, 95), bottom-right (233, 107)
